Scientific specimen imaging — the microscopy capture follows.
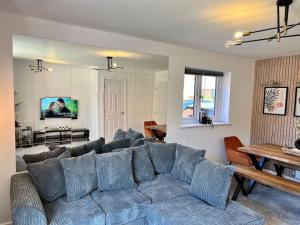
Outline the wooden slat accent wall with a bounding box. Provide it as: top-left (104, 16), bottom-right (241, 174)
top-left (250, 55), bottom-right (300, 177)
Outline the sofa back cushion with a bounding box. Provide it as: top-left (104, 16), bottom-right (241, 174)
top-left (61, 151), bottom-right (97, 201)
top-left (27, 158), bottom-right (67, 202)
top-left (95, 148), bottom-right (135, 191)
top-left (70, 137), bottom-right (105, 156)
top-left (101, 138), bottom-right (132, 153)
top-left (126, 128), bottom-right (144, 145)
top-left (189, 160), bottom-right (234, 209)
top-left (113, 129), bottom-right (126, 141)
top-left (23, 147), bottom-right (66, 164)
top-left (132, 145), bottom-right (155, 182)
top-left (147, 143), bottom-right (177, 174)
top-left (171, 144), bottom-right (206, 184)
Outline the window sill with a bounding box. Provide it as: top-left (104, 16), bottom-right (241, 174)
top-left (180, 122), bottom-right (231, 129)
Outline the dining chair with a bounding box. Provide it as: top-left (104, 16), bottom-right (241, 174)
top-left (224, 136), bottom-right (253, 166)
top-left (144, 121), bottom-right (157, 138)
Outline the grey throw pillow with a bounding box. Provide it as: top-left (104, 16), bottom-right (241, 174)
top-left (147, 143), bottom-right (177, 174)
top-left (27, 158), bottom-right (67, 202)
top-left (132, 145), bottom-right (155, 182)
top-left (189, 160), bottom-right (234, 209)
top-left (126, 128), bottom-right (144, 145)
top-left (61, 151), bottom-right (97, 202)
top-left (23, 147), bottom-right (67, 164)
top-left (113, 129), bottom-right (126, 141)
top-left (95, 148), bottom-right (135, 191)
top-left (171, 144), bottom-right (206, 183)
top-left (102, 138), bottom-right (131, 153)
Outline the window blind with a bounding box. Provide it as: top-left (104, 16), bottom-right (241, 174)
top-left (185, 67), bottom-right (224, 77)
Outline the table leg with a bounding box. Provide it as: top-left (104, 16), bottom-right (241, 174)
top-left (232, 174), bottom-right (248, 201)
top-left (245, 156), bottom-right (267, 194)
top-left (274, 164), bottom-right (284, 176)
top-left (248, 155), bottom-right (267, 170)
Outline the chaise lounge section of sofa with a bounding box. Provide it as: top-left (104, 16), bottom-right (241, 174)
top-left (11, 142), bottom-right (265, 225)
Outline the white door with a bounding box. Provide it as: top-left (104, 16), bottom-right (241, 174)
top-left (104, 78), bottom-right (126, 141)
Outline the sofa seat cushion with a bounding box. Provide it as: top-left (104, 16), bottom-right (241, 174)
top-left (43, 195), bottom-right (105, 225)
top-left (138, 174), bottom-right (189, 203)
top-left (90, 188), bottom-right (151, 225)
top-left (147, 195), bottom-right (265, 225)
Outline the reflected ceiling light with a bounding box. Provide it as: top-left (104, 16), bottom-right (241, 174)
top-left (29, 59), bottom-right (53, 73)
top-left (92, 56), bottom-right (123, 72)
top-left (226, 0), bottom-right (300, 48)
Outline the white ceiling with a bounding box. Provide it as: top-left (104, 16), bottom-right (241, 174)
top-left (2, 0), bottom-right (300, 58)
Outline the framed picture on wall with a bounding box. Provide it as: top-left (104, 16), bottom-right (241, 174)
top-left (294, 87), bottom-right (300, 117)
top-left (263, 87), bottom-right (288, 115)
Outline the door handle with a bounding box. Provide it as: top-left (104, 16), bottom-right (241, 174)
top-left (121, 112), bottom-right (124, 115)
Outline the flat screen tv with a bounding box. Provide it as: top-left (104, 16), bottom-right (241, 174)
top-left (40, 97), bottom-right (78, 119)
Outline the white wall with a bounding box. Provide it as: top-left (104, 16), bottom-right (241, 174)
top-left (13, 59), bottom-right (99, 140)
top-left (0, 12), bottom-right (255, 223)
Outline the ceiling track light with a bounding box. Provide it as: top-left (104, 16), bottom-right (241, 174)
top-left (92, 56), bottom-right (123, 71)
top-left (29, 59), bottom-right (53, 72)
top-left (226, 0), bottom-right (300, 48)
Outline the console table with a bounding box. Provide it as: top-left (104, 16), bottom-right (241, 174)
top-left (33, 128), bottom-right (89, 146)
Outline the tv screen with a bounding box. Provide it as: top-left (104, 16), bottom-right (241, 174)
top-left (40, 97), bottom-right (78, 119)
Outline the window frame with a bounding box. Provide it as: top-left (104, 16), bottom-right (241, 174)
top-left (182, 74), bottom-right (221, 123)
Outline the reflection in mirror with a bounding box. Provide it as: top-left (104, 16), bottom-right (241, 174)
top-left (13, 35), bottom-right (169, 172)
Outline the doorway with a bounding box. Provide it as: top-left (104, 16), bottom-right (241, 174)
top-left (103, 78), bottom-right (127, 141)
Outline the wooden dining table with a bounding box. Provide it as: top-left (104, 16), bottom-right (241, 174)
top-left (234, 144), bottom-right (300, 198)
top-left (238, 144), bottom-right (300, 173)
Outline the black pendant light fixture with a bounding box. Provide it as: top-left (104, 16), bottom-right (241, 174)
top-left (29, 59), bottom-right (53, 73)
top-left (226, 0), bottom-right (299, 47)
top-left (93, 56), bottom-right (123, 71)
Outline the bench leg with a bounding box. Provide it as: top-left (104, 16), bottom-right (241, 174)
top-left (232, 175), bottom-right (247, 201)
top-left (247, 180), bottom-right (256, 194)
top-left (274, 164), bottom-right (284, 176)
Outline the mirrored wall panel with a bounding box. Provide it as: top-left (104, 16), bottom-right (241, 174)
top-left (13, 35), bottom-right (169, 172)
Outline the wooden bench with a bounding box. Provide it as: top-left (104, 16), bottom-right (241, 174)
top-left (232, 164), bottom-right (300, 200)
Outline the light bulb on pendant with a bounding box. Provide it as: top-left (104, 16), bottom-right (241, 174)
top-left (234, 30), bottom-right (251, 39)
top-left (112, 62), bottom-right (117, 68)
top-left (234, 32), bottom-right (244, 39)
top-left (225, 40), bottom-right (242, 48)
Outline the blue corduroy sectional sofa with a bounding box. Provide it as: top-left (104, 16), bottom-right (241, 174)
top-left (10, 142), bottom-right (265, 225)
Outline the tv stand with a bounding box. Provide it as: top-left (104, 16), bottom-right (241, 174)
top-left (33, 128), bottom-right (89, 146)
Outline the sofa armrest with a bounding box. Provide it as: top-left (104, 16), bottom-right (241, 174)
top-left (10, 173), bottom-right (47, 225)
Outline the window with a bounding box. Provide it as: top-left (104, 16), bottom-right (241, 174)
top-left (183, 75), bottom-right (217, 118)
top-left (182, 67), bottom-right (227, 125)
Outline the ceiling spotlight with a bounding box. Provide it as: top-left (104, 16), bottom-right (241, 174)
top-left (92, 56), bottom-right (123, 71)
top-left (225, 40), bottom-right (242, 48)
top-left (29, 59), bottom-right (53, 73)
